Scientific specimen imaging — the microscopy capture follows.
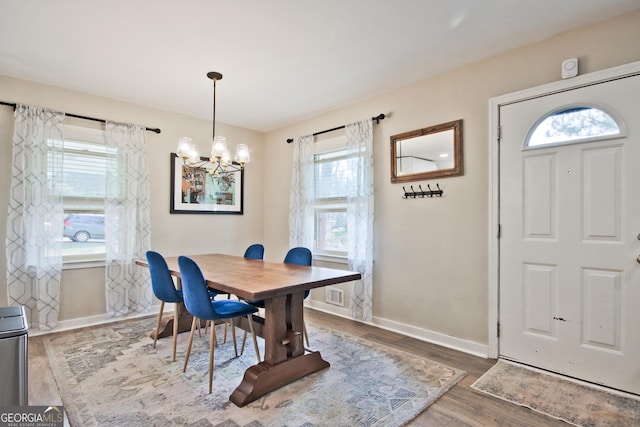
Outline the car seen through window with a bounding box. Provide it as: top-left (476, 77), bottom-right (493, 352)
top-left (63, 214), bottom-right (105, 242)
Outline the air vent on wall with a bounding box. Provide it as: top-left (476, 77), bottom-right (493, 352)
top-left (325, 287), bottom-right (344, 306)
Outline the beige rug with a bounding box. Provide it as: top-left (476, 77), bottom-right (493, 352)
top-left (43, 317), bottom-right (465, 426)
top-left (471, 359), bottom-right (640, 426)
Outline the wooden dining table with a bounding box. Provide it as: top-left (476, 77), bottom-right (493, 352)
top-left (137, 253), bottom-right (361, 407)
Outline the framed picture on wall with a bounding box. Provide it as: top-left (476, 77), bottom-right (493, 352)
top-left (170, 153), bottom-right (244, 214)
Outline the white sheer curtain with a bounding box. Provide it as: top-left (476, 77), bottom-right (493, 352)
top-left (288, 120), bottom-right (374, 322)
top-left (345, 119), bottom-right (374, 321)
top-left (6, 105), bottom-right (65, 330)
top-left (104, 122), bottom-right (152, 317)
top-left (288, 134), bottom-right (315, 248)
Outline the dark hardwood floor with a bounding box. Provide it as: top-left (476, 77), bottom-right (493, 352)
top-left (28, 308), bottom-right (568, 426)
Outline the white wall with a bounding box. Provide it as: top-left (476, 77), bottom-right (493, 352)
top-left (263, 11), bottom-right (640, 354)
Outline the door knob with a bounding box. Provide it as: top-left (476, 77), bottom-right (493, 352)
top-left (637, 255), bottom-right (640, 264)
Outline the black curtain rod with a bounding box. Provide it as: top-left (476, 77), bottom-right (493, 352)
top-left (286, 113), bottom-right (385, 143)
top-left (0, 101), bottom-right (161, 134)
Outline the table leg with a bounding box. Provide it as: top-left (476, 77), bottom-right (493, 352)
top-left (229, 291), bottom-right (330, 407)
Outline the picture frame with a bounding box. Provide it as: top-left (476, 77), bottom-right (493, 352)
top-left (170, 153), bottom-right (243, 214)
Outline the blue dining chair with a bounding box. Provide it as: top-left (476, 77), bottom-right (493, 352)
top-left (283, 246), bottom-right (312, 267)
top-left (248, 247), bottom-right (312, 347)
top-left (243, 243), bottom-right (264, 260)
top-left (146, 251), bottom-right (183, 362)
top-left (178, 255), bottom-right (261, 394)
top-left (146, 251), bottom-right (217, 361)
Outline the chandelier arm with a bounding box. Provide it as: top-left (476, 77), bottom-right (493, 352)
top-left (209, 162), bottom-right (243, 175)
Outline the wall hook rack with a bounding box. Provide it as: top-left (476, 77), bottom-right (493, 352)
top-left (402, 183), bottom-right (443, 199)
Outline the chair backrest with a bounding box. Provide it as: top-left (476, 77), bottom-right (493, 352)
top-left (243, 243), bottom-right (264, 260)
top-left (284, 247), bottom-right (313, 299)
top-left (283, 247), bottom-right (312, 266)
top-left (146, 251), bottom-right (182, 303)
top-left (178, 256), bottom-right (217, 320)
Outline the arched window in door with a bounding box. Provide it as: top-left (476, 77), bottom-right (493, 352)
top-left (526, 105), bottom-right (622, 148)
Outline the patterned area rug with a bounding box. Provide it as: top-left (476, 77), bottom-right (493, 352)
top-left (43, 317), bottom-right (465, 426)
top-left (471, 359), bottom-right (640, 426)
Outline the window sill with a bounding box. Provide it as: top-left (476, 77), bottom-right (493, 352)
top-left (63, 259), bottom-right (106, 270)
top-left (313, 253), bottom-right (349, 265)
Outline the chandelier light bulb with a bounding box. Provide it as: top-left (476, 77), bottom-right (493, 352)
top-left (187, 145), bottom-right (200, 164)
top-left (177, 136), bottom-right (193, 159)
top-left (211, 136), bottom-right (228, 159)
top-left (221, 149), bottom-right (231, 165)
top-left (235, 144), bottom-right (250, 165)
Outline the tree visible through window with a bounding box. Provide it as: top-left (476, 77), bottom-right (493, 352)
top-left (528, 106), bottom-right (621, 147)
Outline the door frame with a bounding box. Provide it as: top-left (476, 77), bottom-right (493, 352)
top-left (487, 60), bottom-right (640, 359)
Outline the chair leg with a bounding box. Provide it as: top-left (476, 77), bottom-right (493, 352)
top-left (223, 294), bottom-right (231, 343)
top-left (208, 323), bottom-right (215, 394)
top-left (183, 316), bottom-right (198, 373)
top-left (212, 322), bottom-right (218, 347)
top-left (231, 318), bottom-right (238, 357)
top-left (303, 321), bottom-right (310, 347)
top-left (240, 329), bottom-right (248, 355)
top-left (153, 301), bottom-right (165, 349)
top-left (172, 303), bottom-right (179, 362)
top-left (202, 321), bottom-right (218, 347)
top-left (248, 314), bottom-right (261, 363)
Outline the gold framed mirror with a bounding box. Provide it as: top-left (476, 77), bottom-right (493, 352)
top-left (390, 119), bottom-right (463, 183)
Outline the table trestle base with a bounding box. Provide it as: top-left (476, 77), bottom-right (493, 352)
top-left (229, 351), bottom-right (330, 407)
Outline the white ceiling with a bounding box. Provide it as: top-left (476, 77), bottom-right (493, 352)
top-left (1, 0), bottom-right (638, 132)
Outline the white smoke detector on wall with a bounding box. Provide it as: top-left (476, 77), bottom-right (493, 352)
top-left (562, 58), bottom-right (579, 79)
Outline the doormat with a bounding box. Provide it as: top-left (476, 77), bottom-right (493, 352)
top-left (471, 359), bottom-right (640, 426)
top-left (43, 317), bottom-right (466, 426)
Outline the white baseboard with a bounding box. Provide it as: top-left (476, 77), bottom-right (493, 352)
top-left (36, 301), bottom-right (489, 358)
top-left (29, 305), bottom-right (162, 337)
top-left (306, 300), bottom-right (489, 358)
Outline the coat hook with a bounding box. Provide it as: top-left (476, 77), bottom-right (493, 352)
top-left (401, 182), bottom-right (445, 199)
top-left (426, 184), bottom-right (433, 197)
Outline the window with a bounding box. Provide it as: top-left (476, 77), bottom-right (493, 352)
top-left (527, 106), bottom-right (621, 148)
top-left (52, 125), bottom-right (111, 263)
top-left (314, 143), bottom-right (349, 257)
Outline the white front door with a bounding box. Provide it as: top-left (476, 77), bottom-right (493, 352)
top-left (499, 74), bottom-right (640, 394)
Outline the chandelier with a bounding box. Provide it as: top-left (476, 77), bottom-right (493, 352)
top-left (176, 71), bottom-right (249, 175)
